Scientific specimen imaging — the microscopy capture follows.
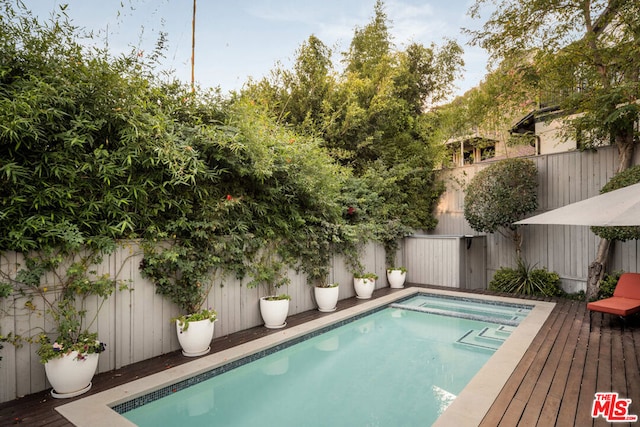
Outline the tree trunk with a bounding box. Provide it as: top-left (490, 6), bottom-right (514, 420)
top-left (512, 227), bottom-right (523, 259)
top-left (586, 132), bottom-right (635, 299)
top-left (586, 239), bottom-right (611, 300)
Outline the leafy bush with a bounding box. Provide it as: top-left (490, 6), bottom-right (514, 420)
top-left (596, 270), bottom-right (623, 300)
top-left (464, 158), bottom-right (538, 233)
top-left (489, 258), bottom-right (562, 297)
top-left (591, 166), bottom-right (640, 241)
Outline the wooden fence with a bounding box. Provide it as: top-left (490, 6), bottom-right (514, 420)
top-left (432, 145), bottom-right (640, 293)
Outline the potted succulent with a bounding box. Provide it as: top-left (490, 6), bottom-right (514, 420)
top-left (353, 272), bottom-right (378, 299)
top-left (386, 266), bottom-right (407, 288)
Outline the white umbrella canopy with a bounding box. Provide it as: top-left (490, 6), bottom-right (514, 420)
top-left (515, 182), bottom-right (640, 226)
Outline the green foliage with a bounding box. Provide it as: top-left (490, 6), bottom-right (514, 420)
top-left (316, 282), bottom-right (339, 289)
top-left (242, 1), bottom-right (458, 268)
top-left (591, 166), bottom-right (640, 241)
top-left (596, 270), bottom-right (623, 300)
top-left (35, 331), bottom-right (106, 364)
top-left (464, 158), bottom-right (538, 233)
top-left (140, 220), bottom-right (224, 315)
top-left (467, 0), bottom-right (639, 162)
top-left (433, 53), bottom-right (539, 149)
top-left (489, 258), bottom-right (562, 297)
top-left (2, 241), bottom-right (128, 363)
top-left (353, 272), bottom-right (379, 280)
top-left (0, 0), bottom-right (453, 340)
top-left (174, 308), bottom-right (217, 332)
top-left (0, 3), bottom-right (220, 252)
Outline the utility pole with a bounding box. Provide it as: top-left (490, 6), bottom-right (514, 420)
top-left (191, 0), bottom-right (196, 92)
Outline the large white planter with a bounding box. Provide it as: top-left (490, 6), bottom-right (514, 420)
top-left (353, 278), bottom-right (375, 299)
top-left (387, 269), bottom-right (407, 288)
top-left (44, 351), bottom-right (99, 398)
top-left (259, 297), bottom-right (290, 329)
top-left (176, 318), bottom-right (216, 357)
top-left (314, 285), bottom-right (339, 312)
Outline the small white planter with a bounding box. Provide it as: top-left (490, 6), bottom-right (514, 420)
top-left (44, 351), bottom-right (99, 398)
top-left (314, 285), bottom-right (339, 312)
top-left (387, 269), bottom-right (407, 288)
top-left (353, 277), bottom-right (375, 299)
top-left (259, 297), bottom-right (290, 329)
top-left (176, 317), bottom-right (216, 357)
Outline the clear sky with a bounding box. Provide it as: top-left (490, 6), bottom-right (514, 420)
top-left (27, 0), bottom-right (491, 97)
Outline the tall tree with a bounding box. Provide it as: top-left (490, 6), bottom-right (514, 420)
top-left (242, 0), bottom-right (463, 259)
top-left (467, 0), bottom-right (640, 298)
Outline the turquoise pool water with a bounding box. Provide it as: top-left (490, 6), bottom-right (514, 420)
top-left (119, 294), bottom-right (531, 426)
top-left (394, 294), bottom-right (532, 325)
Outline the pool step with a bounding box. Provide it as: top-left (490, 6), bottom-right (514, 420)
top-left (455, 326), bottom-right (511, 352)
top-left (495, 325), bottom-right (516, 335)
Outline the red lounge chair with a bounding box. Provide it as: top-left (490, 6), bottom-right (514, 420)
top-left (588, 273), bottom-right (640, 327)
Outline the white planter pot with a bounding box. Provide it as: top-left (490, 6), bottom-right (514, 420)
top-left (353, 278), bottom-right (375, 299)
top-left (387, 270), bottom-right (407, 288)
top-left (176, 317), bottom-right (216, 357)
top-left (259, 297), bottom-right (290, 329)
top-left (314, 285), bottom-right (339, 312)
top-left (44, 351), bottom-right (99, 398)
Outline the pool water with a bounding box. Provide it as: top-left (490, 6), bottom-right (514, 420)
top-left (394, 294), bottom-right (532, 326)
top-left (120, 296), bottom-right (530, 426)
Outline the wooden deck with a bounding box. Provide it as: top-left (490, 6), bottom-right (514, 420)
top-left (1, 286), bottom-right (639, 426)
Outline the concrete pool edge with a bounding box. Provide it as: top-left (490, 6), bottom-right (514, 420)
top-left (56, 288), bottom-right (555, 427)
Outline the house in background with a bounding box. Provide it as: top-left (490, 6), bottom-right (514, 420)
top-left (445, 103), bottom-right (606, 168)
top-left (444, 131), bottom-right (536, 168)
top-left (445, 134), bottom-right (498, 167)
top-left (509, 106), bottom-right (574, 155)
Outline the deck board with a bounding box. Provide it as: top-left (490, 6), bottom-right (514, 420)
top-left (539, 300), bottom-right (583, 422)
top-left (1, 286), bottom-right (639, 426)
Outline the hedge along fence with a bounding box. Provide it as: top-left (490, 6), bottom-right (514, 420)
top-left (0, 240), bottom-right (388, 403)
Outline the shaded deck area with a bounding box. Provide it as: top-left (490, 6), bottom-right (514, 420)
top-left (1, 285), bottom-right (639, 426)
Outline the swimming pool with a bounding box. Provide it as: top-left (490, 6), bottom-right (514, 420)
top-left (56, 288), bottom-right (555, 427)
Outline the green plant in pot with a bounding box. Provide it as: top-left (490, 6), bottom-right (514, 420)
top-left (314, 282), bottom-right (339, 312)
top-left (386, 266), bottom-right (407, 289)
top-left (140, 222), bottom-right (221, 357)
top-left (2, 240), bottom-right (127, 398)
top-left (314, 280), bottom-right (340, 313)
top-left (247, 250), bottom-right (291, 329)
top-left (353, 272), bottom-right (379, 300)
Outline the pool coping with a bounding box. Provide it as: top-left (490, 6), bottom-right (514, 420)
top-left (56, 287), bottom-right (556, 427)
